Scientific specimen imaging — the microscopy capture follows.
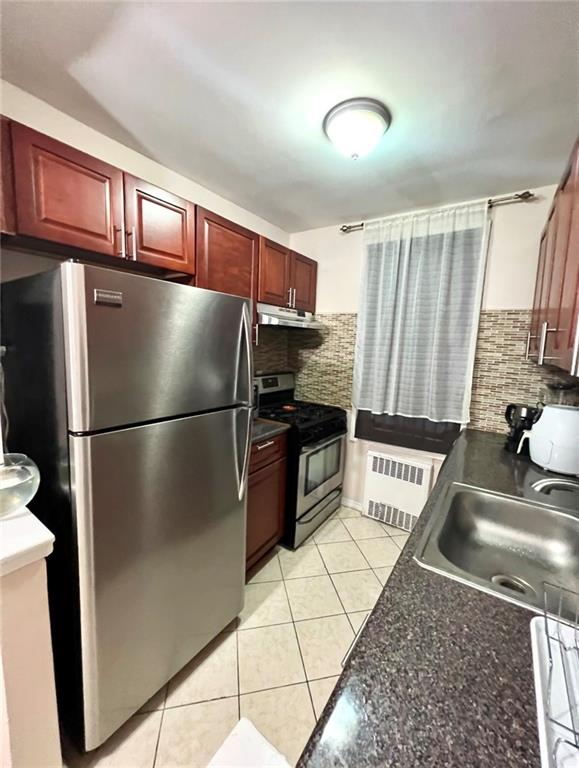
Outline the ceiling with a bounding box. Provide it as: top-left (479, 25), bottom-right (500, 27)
top-left (1, 2), bottom-right (577, 232)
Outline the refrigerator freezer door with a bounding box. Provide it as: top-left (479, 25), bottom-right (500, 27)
top-left (62, 262), bottom-right (252, 432)
top-left (70, 406), bottom-right (251, 750)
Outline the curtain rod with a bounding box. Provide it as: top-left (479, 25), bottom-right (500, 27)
top-left (339, 190), bottom-right (536, 233)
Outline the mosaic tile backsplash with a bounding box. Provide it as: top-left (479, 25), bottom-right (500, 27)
top-left (470, 310), bottom-right (578, 432)
top-left (253, 326), bottom-right (289, 374)
top-left (254, 310), bottom-right (578, 434)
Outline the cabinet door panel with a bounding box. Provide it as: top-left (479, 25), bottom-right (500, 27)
top-left (547, 170), bottom-right (575, 360)
top-left (258, 238), bottom-right (290, 307)
top-left (11, 123), bottom-right (123, 255)
top-left (557, 143), bottom-right (579, 373)
top-left (246, 457), bottom-right (286, 570)
top-left (1, 117), bottom-right (15, 234)
top-left (196, 207), bottom-right (258, 299)
top-left (124, 174), bottom-right (195, 274)
top-left (290, 251), bottom-right (317, 312)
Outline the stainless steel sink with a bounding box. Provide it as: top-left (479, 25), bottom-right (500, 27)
top-left (414, 482), bottom-right (579, 622)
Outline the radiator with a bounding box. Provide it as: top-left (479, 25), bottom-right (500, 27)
top-left (363, 451), bottom-right (432, 532)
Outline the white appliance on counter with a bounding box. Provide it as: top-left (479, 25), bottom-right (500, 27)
top-left (518, 405), bottom-right (579, 476)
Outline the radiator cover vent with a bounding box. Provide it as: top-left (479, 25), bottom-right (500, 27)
top-left (363, 452), bottom-right (432, 533)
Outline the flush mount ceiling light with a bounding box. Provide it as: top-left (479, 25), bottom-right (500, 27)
top-left (323, 98), bottom-right (391, 160)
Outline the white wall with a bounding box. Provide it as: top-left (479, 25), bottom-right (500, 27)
top-left (290, 184), bottom-right (556, 314)
top-left (1, 81), bottom-right (290, 245)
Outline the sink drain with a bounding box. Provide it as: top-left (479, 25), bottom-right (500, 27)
top-left (491, 574), bottom-right (535, 597)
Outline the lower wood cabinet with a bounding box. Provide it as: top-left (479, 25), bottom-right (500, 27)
top-left (246, 433), bottom-right (287, 571)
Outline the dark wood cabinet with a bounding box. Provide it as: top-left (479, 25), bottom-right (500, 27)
top-left (246, 431), bottom-right (287, 570)
top-left (529, 138), bottom-right (579, 375)
top-left (1, 117), bottom-right (16, 234)
top-left (10, 122), bottom-right (124, 256)
top-left (290, 251), bottom-right (317, 312)
top-left (2, 118), bottom-right (319, 313)
top-left (258, 238), bottom-right (290, 306)
top-left (556, 144), bottom-right (579, 372)
top-left (124, 174), bottom-right (195, 274)
top-left (257, 240), bottom-right (318, 313)
top-left (196, 207), bottom-right (259, 300)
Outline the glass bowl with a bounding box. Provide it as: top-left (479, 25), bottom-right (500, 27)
top-left (0, 454), bottom-right (40, 519)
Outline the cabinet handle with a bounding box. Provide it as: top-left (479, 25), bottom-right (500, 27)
top-left (287, 287), bottom-right (292, 308)
top-left (115, 224), bottom-right (126, 259)
top-left (126, 226), bottom-right (137, 261)
top-left (538, 321), bottom-right (559, 365)
top-left (291, 287), bottom-right (296, 308)
top-left (571, 313), bottom-right (579, 377)
top-left (525, 331), bottom-right (538, 361)
top-left (256, 439), bottom-right (275, 451)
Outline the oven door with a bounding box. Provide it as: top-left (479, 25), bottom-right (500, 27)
top-left (297, 432), bottom-right (346, 518)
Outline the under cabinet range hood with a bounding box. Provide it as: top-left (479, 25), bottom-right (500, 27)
top-left (257, 302), bottom-right (323, 329)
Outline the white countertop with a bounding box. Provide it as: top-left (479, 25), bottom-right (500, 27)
top-left (0, 507), bottom-right (55, 577)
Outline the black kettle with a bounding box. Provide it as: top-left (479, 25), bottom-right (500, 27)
top-left (504, 403), bottom-right (541, 454)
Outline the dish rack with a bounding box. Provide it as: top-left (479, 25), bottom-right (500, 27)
top-left (531, 584), bottom-right (579, 768)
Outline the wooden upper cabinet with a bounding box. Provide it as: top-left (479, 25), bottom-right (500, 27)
top-left (124, 174), bottom-right (195, 274)
top-left (195, 207), bottom-right (259, 300)
top-left (290, 251), bottom-right (317, 313)
top-left (556, 142), bottom-right (579, 373)
top-left (1, 118), bottom-right (16, 234)
top-left (258, 238), bottom-right (290, 307)
top-left (529, 137), bottom-right (579, 375)
top-left (11, 122), bottom-right (124, 256)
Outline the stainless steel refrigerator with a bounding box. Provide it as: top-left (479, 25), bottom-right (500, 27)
top-left (1, 262), bottom-right (252, 750)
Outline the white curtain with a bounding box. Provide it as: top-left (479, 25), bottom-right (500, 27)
top-left (353, 202), bottom-right (489, 425)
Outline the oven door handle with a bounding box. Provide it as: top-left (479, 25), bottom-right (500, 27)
top-left (297, 488), bottom-right (342, 525)
top-left (301, 431), bottom-right (347, 454)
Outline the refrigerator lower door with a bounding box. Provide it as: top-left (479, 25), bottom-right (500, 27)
top-left (70, 406), bottom-right (251, 750)
top-left (61, 262), bottom-right (252, 432)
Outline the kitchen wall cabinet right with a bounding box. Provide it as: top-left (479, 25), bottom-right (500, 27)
top-left (258, 239), bottom-right (317, 313)
top-left (528, 138), bottom-right (579, 376)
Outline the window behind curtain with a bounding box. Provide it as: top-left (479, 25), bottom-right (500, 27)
top-left (353, 202), bottom-right (489, 430)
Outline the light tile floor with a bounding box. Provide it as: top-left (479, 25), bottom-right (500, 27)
top-left (64, 506), bottom-right (406, 768)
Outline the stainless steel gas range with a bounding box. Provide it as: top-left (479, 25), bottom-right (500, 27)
top-left (255, 372), bottom-right (347, 548)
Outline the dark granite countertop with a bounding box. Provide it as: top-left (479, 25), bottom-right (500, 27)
top-left (251, 418), bottom-right (290, 443)
top-left (298, 429), bottom-right (576, 768)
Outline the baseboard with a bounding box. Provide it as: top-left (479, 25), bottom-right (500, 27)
top-left (341, 497), bottom-right (363, 512)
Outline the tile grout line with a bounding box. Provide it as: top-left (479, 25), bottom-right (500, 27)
top-left (151, 706), bottom-right (165, 768)
top-left (311, 538), bottom-right (357, 635)
top-left (279, 555), bottom-right (318, 719)
top-left (347, 522), bottom-right (404, 574)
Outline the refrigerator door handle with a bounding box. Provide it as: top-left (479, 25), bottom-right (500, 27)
top-left (235, 406), bottom-right (253, 501)
top-left (235, 302), bottom-right (253, 406)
